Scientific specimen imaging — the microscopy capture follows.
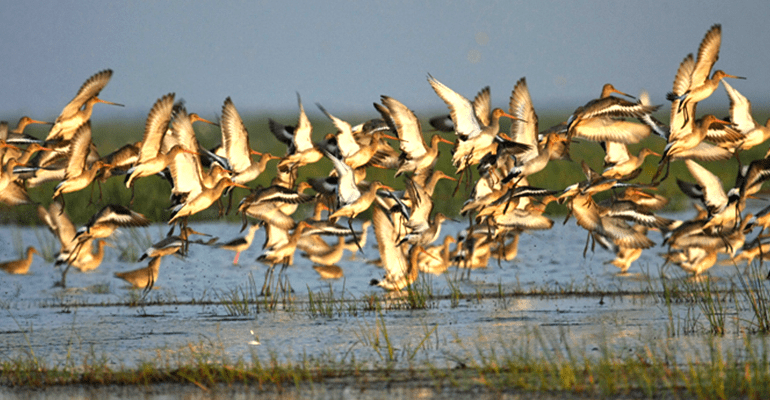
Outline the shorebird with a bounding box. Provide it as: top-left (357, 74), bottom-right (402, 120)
top-left (57, 204), bottom-right (151, 287)
top-left (418, 235), bottom-right (456, 275)
top-left (566, 85), bottom-right (658, 145)
top-left (427, 74), bottom-right (522, 172)
top-left (52, 122), bottom-right (110, 204)
top-left (115, 256), bottom-right (161, 290)
top-left (653, 115), bottom-right (742, 183)
top-left (138, 235), bottom-right (186, 262)
top-left (302, 236), bottom-right (347, 267)
top-left (68, 240), bottom-right (110, 272)
top-left (257, 220), bottom-right (313, 294)
top-left (168, 177), bottom-right (248, 225)
top-left (720, 81), bottom-right (770, 157)
top-left (376, 96), bottom-right (453, 177)
top-left (46, 69), bottom-right (123, 141)
top-left (369, 204), bottom-right (417, 291)
top-left (601, 141), bottom-right (660, 180)
top-left (0, 247), bottom-right (38, 275)
top-left (220, 97), bottom-right (276, 184)
top-left (0, 158), bottom-right (34, 206)
top-left (163, 105), bottom-right (219, 207)
top-left (125, 93), bottom-right (180, 188)
top-left (216, 223), bottom-right (260, 265)
top-left (667, 24), bottom-right (745, 128)
top-left (38, 201), bottom-right (77, 263)
top-left (0, 116), bottom-right (50, 146)
top-left (317, 104), bottom-right (361, 160)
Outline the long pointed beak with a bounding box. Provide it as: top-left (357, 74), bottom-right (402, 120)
top-left (250, 149), bottom-right (263, 156)
top-left (191, 114), bottom-right (220, 127)
top-left (726, 74), bottom-right (747, 80)
top-left (499, 111), bottom-right (525, 122)
top-left (417, 247), bottom-right (442, 263)
top-left (95, 97), bottom-right (125, 107)
top-left (29, 119), bottom-right (52, 125)
top-left (613, 89), bottom-right (636, 100)
top-left (438, 136), bottom-right (454, 145)
top-left (381, 133), bottom-right (400, 141)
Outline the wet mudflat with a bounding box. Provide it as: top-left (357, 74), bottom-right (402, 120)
top-left (1, 216), bottom-right (769, 398)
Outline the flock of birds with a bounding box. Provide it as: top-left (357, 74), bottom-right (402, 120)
top-left (3, 23), bottom-right (770, 293)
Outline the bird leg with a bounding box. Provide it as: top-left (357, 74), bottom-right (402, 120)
top-left (733, 146), bottom-right (744, 170)
top-left (128, 186), bottom-right (136, 206)
top-left (651, 158), bottom-right (671, 185)
top-left (349, 218), bottom-right (362, 253)
top-left (223, 190), bottom-right (233, 216)
top-left (141, 268), bottom-right (156, 299)
top-left (57, 194), bottom-right (66, 215)
top-left (57, 264), bottom-right (72, 288)
top-left (261, 265), bottom-right (274, 296)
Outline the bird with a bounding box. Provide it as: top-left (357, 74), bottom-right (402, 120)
top-left (369, 204), bottom-right (416, 291)
top-left (58, 204), bottom-right (151, 287)
top-left (376, 96), bottom-right (453, 177)
top-left (0, 247), bottom-right (38, 275)
top-left (114, 256), bottom-right (161, 289)
top-left (138, 235), bottom-right (186, 262)
top-left (667, 24), bottom-right (745, 128)
top-left (124, 93), bottom-right (179, 188)
top-left (566, 85), bottom-right (659, 144)
top-left (219, 97), bottom-right (275, 185)
top-left (216, 223), bottom-right (260, 265)
top-left (427, 74), bottom-right (522, 172)
top-left (52, 122), bottom-right (110, 204)
top-left (68, 240), bottom-right (110, 272)
top-left (46, 69), bottom-right (123, 141)
top-left (720, 81), bottom-right (770, 157)
top-left (601, 141), bottom-right (660, 180)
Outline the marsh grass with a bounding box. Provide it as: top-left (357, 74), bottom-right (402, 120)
top-left (217, 273), bottom-right (260, 316)
top-left (4, 306), bottom-right (770, 399)
top-left (736, 262), bottom-right (770, 333)
top-left (679, 276), bottom-right (731, 335)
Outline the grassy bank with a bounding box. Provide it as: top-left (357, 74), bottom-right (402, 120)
top-left (2, 325), bottom-right (769, 399)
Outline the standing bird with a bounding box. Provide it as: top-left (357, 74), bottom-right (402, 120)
top-left (0, 247), bottom-right (38, 275)
top-left (115, 256), bottom-right (161, 290)
top-left (216, 223), bottom-right (260, 265)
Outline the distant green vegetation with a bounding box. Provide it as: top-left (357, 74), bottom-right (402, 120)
top-left (3, 107), bottom-right (768, 226)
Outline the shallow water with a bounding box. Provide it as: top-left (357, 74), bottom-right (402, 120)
top-left (0, 212), bottom-right (768, 371)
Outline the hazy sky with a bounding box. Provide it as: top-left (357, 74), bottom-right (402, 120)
top-left (2, 1), bottom-right (768, 123)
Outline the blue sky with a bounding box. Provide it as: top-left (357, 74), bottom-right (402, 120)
top-left (1, 1), bottom-right (768, 122)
